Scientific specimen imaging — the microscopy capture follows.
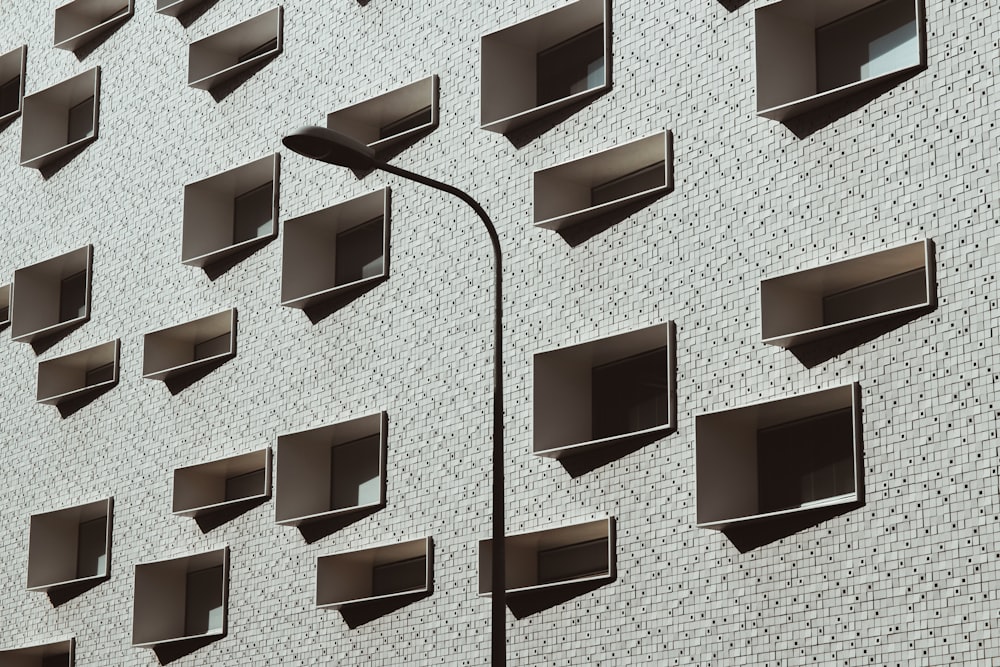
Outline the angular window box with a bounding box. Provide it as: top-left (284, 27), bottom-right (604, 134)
top-left (37, 339), bottom-right (120, 406)
top-left (0, 638), bottom-right (75, 666)
top-left (188, 7), bottom-right (282, 92)
top-left (533, 322), bottom-right (675, 459)
top-left (316, 537), bottom-right (432, 610)
top-left (760, 239), bottom-right (934, 349)
top-left (481, 0), bottom-right (610, 134)
top-left (756, 0), bottom-right (925, 121)
top-left (11, 245), bottom-right (92, 345)
top-left (696, 384), bottom-right (861, 531)
top-left (275, 412), bottom-right (386, 527)
top-left (326, 76), bottom-right (438, 156)
top-left (142, 309), bottom-right (236, 382)
top-left (156, 0), bottom-right (206, 18)
top-left (0, 284), bottom-right (11, 329)
top-left (20, 68), bottom-right (99, 170)
top-left (479, 517), bottom-right (615, 596)
top-left (54, 0), bottom-right (133, 54)
top-left (182, 154), bottom-right (279, 268)
top-left (0, 46), bottom-right (27, 124)
top-left (281, 188), bottom-right (389, 311)
top-left (533, 131), bottom-right (672, 231)
top-left (173, 449), bottom-right (271, 518)
top-left (132, 548), bottom-right (228, 649)
top-left (27, 498), bottom-right (112, 592)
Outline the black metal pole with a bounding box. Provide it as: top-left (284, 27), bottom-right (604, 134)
top-left (376, 160), bottom-right (505, 666)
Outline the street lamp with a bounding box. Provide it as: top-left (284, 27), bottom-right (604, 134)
top-left (281, 126), bottom-right (506, 666)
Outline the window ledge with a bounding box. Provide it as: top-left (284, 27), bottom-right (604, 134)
top-left (132, 628), bottom-right (223, 650)
top-left (188, 50), bottom-right (280, 91)
top-left (20, 134), bottom-right (97, 170)
top-left (534, 185), bottom-right (669, 231)
top-left (12, 314), bottom-right (88, 344)
top-left (762, 302), bottom-right (931, 349)
top-left (275, 499), bottom-right (382, 528)
top-left (27, 571), bottom-right (107, 593)
top-left (481, 84), bottom-right (607, 135)
top-left (757, 62), bottom-right (924, 121)
top-left (281, 273), bottom-right (386, 311)
top-left (142, 350), bottom-right (233, 382)
top-left (54, 3), bottom-right (133, 53)
top-left (533, 423), bottom-right (672, 460)
top-left (478, 571), bottom-right (614, 598)
top-left (697, 491), bottom-right (860, 531)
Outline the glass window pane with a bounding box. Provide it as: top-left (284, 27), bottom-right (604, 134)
top-left (232, 182), bottom-right (273, 244)
top-left (224, 468), bottom-right (265, 501)
top-left (371, 556), bottom-right (426, 596)
top-left (67, 96), bottom-right (95, 144)
top-left (756, 408), bottom-right (855, 513)
top-left (76, 515), bottom-right (107, 578)
top-left (815, 0), bottom-right (918, 93)
top-left (0, 75), bottom-right (19, 117)
top-left (536, 25), bottom-right (604, 106)
top-left (330, 434), bottom-right (380, 510)
top-left (591, 347), bottom-right (669, 440)
top-left (334, 216), bottom-right (384, 286)
top-left (184, 566), bottom-right (224, 636)
top-left (537, 538), bottom-right (608, 584)
top-left (59, 271), bottom-right (87, 323)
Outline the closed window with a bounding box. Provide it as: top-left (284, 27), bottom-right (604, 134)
top-left (536, 25), bottom-right (605, 106)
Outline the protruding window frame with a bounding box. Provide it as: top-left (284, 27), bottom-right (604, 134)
top-left (326, 76), bottom-right (439, 156)
top-left (27, 498), bottom-right (113, 593)
top-left (10, 245), bottom-right (92, 344)
top-left (142, 309), bottom-right (236, 382)
top-left (187, 7), bottom-right (283, 92)
top-left (36, 339), bottom-right (120, 406)
top-left (316, 537), bottom-right (432, 610)
top-left (480, 0), bottom-right (611, 134)
top-left (172, 449), bottom-right (271, 519)
top-left (53, 0), bottom-right (133, 54)
top-left (20, 68), bottom-right (100, 170)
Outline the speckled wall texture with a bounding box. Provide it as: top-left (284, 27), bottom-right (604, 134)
top-left (0, 0), bottom-right (996, 665)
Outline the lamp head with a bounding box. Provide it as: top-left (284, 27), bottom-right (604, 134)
top-left (281, 126), bottom-right (377, 171)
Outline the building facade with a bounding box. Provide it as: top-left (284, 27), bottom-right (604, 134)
top-left (0, 0), bottom-right (995, 664)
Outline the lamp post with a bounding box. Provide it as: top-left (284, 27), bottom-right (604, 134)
top-left (281, 127), bottom-right (506, 666)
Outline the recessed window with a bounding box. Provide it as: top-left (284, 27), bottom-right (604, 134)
top-left (20, 67), bottom-right (100, 169)
top-left (480, 0), bottom-right (610, 134)
top-left (187, 7), bottom-right (282, 92)
top-left (696, 384), bottom-right (861, 530)
top-left (533, 322), bottom-right (675, 458)
top-left (0, 46), bottom-right (26, 123)
top-left (0, 284), bottom-right (10, 327)
top-left (533, 131), bottom-right (673, 231)
top-left (478, 517), bottom-right (614, 596)
top-left (316, 537), bottom-right (432, 609)
top-left (281, 188), bottom-right (389, 310)
top-left (181, 154), bottom-right (279, 268)
top-left (326, 76), bottom-right (439, 155)
top-left (27, 498), bottom-right (112, 592)
top-left (54, 0), bottom-right (133, 53)
top-left (755, 0), bottom-right (924, 120)
top-left (172, 449), bottom-right (271, 518)
top-left (37, 339), bottom-right (120, 406)
top-left (0, 638), bottom-right (75, 666)
top-left (142, 309), bottom-right (236, 382)
top-left (11, 245), bottom-right (92, 344)
top-left (760, 239), bottom-right (933, 348)
top-left (275, 412), bottom-right (386, 527)
top-left (132, 548), bottom-right (228, 649)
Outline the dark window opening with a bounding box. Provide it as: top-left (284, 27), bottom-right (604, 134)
top-left (822, 267), bottom-right (926, 326)
top-left (537, 538), bottom-right (608, 585)
top-left (59, 271), bottom-right (87, 323)
top-left (379, 106), bottom-right (433, 140)
top-left (232, 182), bottom-right (273, 244)
top-left (66, 97), bottom-right (95, 144)
top-left (193, 333), bottom-right (230, 361)
top-left (85, 362), bottom-right (115, 386)
top-left (371, 556), bottom-right (426, 597)
top-left (224, 468), bottom-right (265, 501)
top-left (591, 161), bottom-right (666, 207)
top-left (757, 407), bottom-right (855, 514)
top-left (591, 347), bottom-right (669, 440)
top-left (237, 38), bottom-right (278, 64)
top-left (334, 216), bottom-right (384, 287)
top-left (0, 75), bottom-right (19, 117)
top-left (536, 25), bottom-right (605, 106)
